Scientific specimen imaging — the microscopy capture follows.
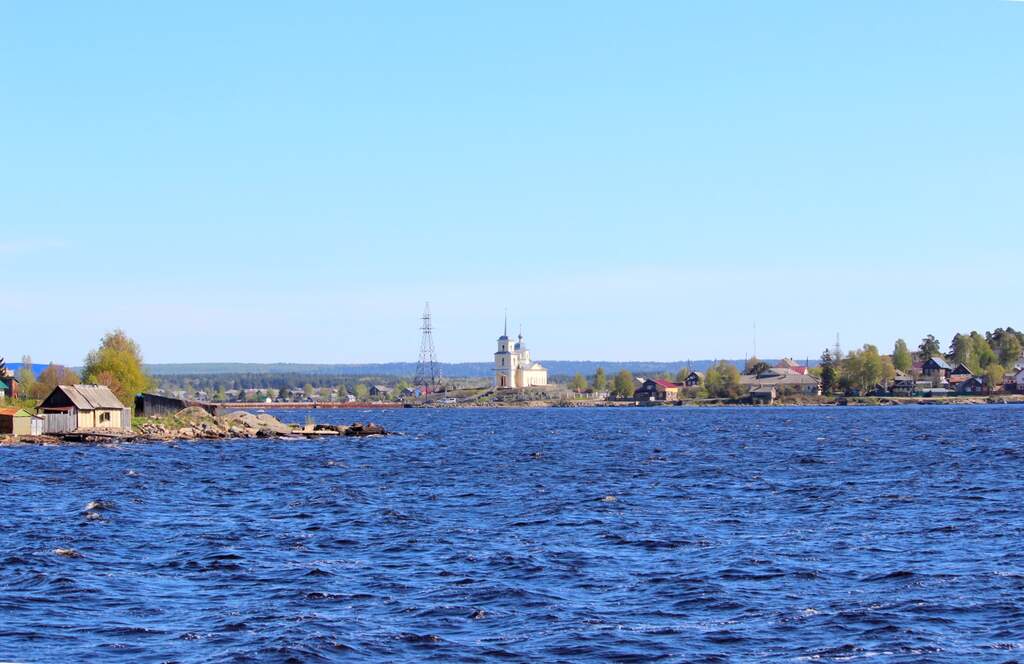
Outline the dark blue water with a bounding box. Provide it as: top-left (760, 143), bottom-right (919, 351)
top-left (2, 406), bottom-right (1023, 662)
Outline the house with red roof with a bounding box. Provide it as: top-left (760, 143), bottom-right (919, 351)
top-left (774, 358), bottom-right (808, 375)
top-left (634, 378), bottom-right (681, 402)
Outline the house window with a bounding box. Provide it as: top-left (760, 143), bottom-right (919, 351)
top-left (99, 412), bottom-right (111, 423)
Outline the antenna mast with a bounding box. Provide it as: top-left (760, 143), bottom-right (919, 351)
top-left (413, 302), bottom-right (441, 388)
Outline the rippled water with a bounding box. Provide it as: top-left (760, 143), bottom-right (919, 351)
top-left (2, 406), bottom-right (1023, 662)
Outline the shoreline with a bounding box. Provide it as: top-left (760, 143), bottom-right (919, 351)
top-left (4, 397), bottom-right (1021, 446)
top-left (413, 394), bottom-right (1024, 408)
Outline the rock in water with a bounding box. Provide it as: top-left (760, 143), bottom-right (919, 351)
top-left (255, 414), bottom-right (293, 436)
top-left (345, 423), bottom-right (387, 436)
top-left (54, 548), bottom-right (82, 558)
top-left (83, 500), bottom-right (115, 512)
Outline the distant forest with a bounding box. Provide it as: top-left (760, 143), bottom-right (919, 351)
top-left (147, 360), bottom-right (765, 393)
top-left (145, 359), bottom-right (759, 379)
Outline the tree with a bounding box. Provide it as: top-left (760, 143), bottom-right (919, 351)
top-left (675, 368), bottom-right (689, 383)
top-left (862, 345), bottom-right (884, 392)
top-left (948, 333), bottom-right (971, 367)
top-left (995, 332), bottom-right (1019, 368)
top-left (215, 386), bottom-right (227, 402)
top-left (892, 339), bottom-right (912, 373)
top-left (570, 373), bottom-right (588, 393)
top-left (845, 345), bottom-right (883, 394)
top-left (985, 363), bottom-right (1005, 394)
top-left (880, 356), bottom-right (897, 387)
top-left (745, 356), bottom-right (768, 375)
top-left (949, 332), bottom-right (996, 374)
top-left (14, 354), bottom-right (35, 397)
top-left (336, 384), bottom-right (349, 400)
top-left (31, 363), bottom-right (82, 399)
top-left (303, 383), bottom-right (314, 398)
top-left (82, 329), bottom-right (152, 407)
top-left (593, 367), bottom-right (607, 392)
top-left (354, 384), bottom-right (369, 401)
top-left (612, 370), bottom-right (634, 398)
top-left (969, 332), bottom-right (996, 370)
top-left (705, 361), bottom-right (741, 398)
top-left (918, 335), bottom-right (941, 361)
top-left (819, 349), bottom-right (838, 395)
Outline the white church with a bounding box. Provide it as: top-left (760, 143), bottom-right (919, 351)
top-left (494, 320), bottom-right (548, 389)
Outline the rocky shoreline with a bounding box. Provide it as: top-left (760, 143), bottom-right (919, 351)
top-left (0, 407), bottom-right (389, 446)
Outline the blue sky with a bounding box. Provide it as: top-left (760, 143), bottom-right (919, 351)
top-left (3, 1), bottom-right (1022, 365)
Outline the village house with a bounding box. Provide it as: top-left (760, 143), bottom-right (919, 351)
top-left (683, 371), bottom-right (704, 387)
top-left (0, 407), bottom-right (44, 436)
top-left (1015, 368), bottom-right (1024, 393)
top-left (749, 385), bottom-right (777, 404)
top-left (740, 368), bottom-right (821, 396)
top-left (921, 356), bottom-right (953, 381)
top-left (369, 385), bottom-right (393, 399)
top-left (0, 373), bottom-right (19, 401)
top-left (634, 378), bottom-right (681, 402)
top-left (775, 358), bottom-right (808, 375)
top-left (37, 384), bottom-right (129, 432)
top-left (888, 373), bottom-right (917, 397)
top-left (948, 363), bottom-right (974, 389)
top-left (956, 376), bottom-right (987, 395)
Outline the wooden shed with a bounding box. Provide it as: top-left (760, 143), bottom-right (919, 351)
top-left (135, 393), bottom-right (222, 417)
top-left (38, 384), bottom-right (130, 433)
top-left (0, 408), bottom-right (42, 436)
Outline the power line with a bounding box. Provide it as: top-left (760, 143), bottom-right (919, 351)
top-left (413, 302), bottom-right (441, 387)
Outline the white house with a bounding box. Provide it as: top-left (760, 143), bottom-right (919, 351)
top-left (494, 321), bottom-right (548, 389)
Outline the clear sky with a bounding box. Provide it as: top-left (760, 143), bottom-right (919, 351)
top-left (3, 1), bottom-right (1022, 365)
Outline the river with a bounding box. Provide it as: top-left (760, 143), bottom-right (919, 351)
top-left (1, 406), bottom-right (1022, 661)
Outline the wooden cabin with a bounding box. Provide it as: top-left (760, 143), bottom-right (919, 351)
top-left (921, 356), bottom-right (952, 380)
top-left (38, 384), bottom-right (129, 432)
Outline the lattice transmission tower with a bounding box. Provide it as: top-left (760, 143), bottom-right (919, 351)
top-left (413, 302), bottom-right (441, 388)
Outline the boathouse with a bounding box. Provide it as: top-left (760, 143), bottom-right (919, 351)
top-left (38, 384), bottom-right (130, 433)
top-left (135, 392), bottom-right (222, 417)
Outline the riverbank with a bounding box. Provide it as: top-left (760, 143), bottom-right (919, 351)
top-left (0, 407), bottom-right (390, 445)
top-left (418, 394), bottom-right (1024, 408)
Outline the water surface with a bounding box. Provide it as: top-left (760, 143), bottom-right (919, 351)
top-left (1, 406), bottom-right (1022, 661)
